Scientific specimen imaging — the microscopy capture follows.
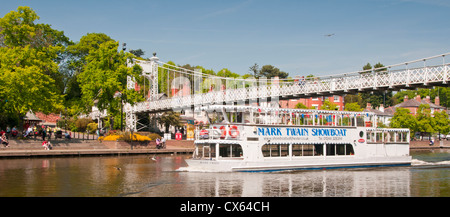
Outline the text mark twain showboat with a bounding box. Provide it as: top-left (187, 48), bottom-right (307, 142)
top-left (181, 105), bottom-right (411, 172)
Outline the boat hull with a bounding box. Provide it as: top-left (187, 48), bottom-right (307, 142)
top-left (182, 156), bottom-right (412, 172)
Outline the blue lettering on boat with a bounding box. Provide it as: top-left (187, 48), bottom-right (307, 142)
top-left (257, 128), bottom-right (346, 137)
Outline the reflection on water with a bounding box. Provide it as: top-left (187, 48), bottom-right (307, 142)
top-left (0, 150), bottom-right (449, 197)
top-left (162, 168), bottom-right (412, 197)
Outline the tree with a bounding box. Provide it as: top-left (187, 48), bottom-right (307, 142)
top-left (217, 68), bottom-right (240, 78)
top-left (129, 48), bottom-right (145, 58)
top-left (294, 102), bottom-right (308, 109)
top-left (0, 6), bottom-right (65, 129)
top-left (249, 63), bottom-right (260, 78)
top-left (344, 94), bottom-right (364, 109)
top-left (64, 33), bottom-right (115, 108)
top-left (344, 102), bottom-right (363, 111)
top-left (0, 6), bottom-right (71, 96)
top-left (390, 108), bottom-right (418, 136)
top-left (0, 6), bottom-right (69, 48)
top-left (77, 40), bottom-right (144, 129)
top-left (416, 104), bottom-right (434, 138)
top-left (159, 111), bottom-right (182, 133)
top-left (393, 87), bottom-right (450, 108)
top-left (259, 65), bottom-right (289, 79)
top-left (432, 110), bottom-right (450, 140)
top-left (320, 99), bottom-right (338, 110)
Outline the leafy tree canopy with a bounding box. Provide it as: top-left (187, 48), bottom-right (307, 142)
top-left (77, 40), bottom-right (143, 117)
top-left (0, 6), bottom-right (65, 123)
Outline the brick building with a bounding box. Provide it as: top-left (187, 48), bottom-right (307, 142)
top-left (393, 95), bottom-right (445, 116)
top-left (279, 95), bottom-right (344, 110)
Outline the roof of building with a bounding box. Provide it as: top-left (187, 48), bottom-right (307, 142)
top-left (24, 110), bottom-right (42, 121)
top-left (393, 98), bottom-right (445, 109)
top-left (363, 107), bottom-right (394, 116)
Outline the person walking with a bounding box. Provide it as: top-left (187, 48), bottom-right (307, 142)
top-left (47, 127), bottom-right (52, 140)
top-left (53, 127), bottom-right (58, 139)
top-left (42, 126), bottom-right (46, 141)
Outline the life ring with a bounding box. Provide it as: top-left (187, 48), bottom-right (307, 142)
top-left (229, 125), bottom-right (239, 138)
top-left (199, 129), bottom-right (208, 136)
top-left (199, 129), bottom-right (209, 139)
top-left (219, 126), bottom-right (227, 139)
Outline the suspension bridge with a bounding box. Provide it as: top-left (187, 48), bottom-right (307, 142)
top-left (90, 52), bottom-right (450, 131)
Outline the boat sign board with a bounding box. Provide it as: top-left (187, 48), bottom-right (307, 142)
top-left (257, 127), bottom-right (347, 137)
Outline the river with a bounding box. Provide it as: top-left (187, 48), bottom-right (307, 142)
top-left (0, 150), bottom-right (448, 197)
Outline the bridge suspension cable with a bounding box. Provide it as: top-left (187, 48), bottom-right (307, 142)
top-left (119, 52), bottom-right (450, 131)
top-left (156, 52), bottom-right (450, 84)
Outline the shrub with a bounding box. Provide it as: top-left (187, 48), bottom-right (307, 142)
top-left (75, 118), bottom-right (94, 132)
top-left (98, 131), bottom-right (154, 142)
top-left (87, 122), bottom-right (98, 134)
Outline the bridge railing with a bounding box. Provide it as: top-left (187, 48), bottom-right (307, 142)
top-left (127, 63), bottom-right (449, 114)
top-left (121, 53), bottom-right (450, 131)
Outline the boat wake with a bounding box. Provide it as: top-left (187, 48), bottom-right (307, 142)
top-left (411, 159), bottom-right (450, 166)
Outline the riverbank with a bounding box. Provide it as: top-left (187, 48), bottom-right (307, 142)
top-left (410, 140), bottom-right (450, 150)
top-left (0, 138), bottom-right (194, 158)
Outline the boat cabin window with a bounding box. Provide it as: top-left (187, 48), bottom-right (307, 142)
top-left (366, 129), bottom-right (409, 143)
top-left (262, 143), bottom-right (354, 158)
top-left (206, 110), bottom-right (226, 124)
top-left (225, 110), bottom-right (252, 124)
top-left (219, 143), bottom-right (243, 158)
top-left (262, 144), bottom-right (289, 157)
top-left (194, 143), bottom-right (216, 159)
top-left (292, 144), bottom-right (323, 156)
top-left (326, 144), bottom-right (354, 156)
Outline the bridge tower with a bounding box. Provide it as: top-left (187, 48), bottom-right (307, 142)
top-left (125, 53), bottom-right (160, 131)
top-left (148, 53), bottom-right (159, 101)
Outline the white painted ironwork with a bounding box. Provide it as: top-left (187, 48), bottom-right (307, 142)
top-left (124, 53), bottom-right (450, 131)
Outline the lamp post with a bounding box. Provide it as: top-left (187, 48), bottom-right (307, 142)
top-left (121, 43), bottom-right (126, 131)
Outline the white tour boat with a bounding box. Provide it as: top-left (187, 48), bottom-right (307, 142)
top-left (181, 105), bottom-right (411, 172)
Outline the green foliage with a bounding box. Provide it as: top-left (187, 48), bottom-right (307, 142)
top-left (432, 110), bottom-right (450, 135)
top-left (129, 48), bottom-right (145, 58)
top-left (75, 117), bottom-right (94, 132)
top-left (87, 122), bottom-right (98, 134)
top-left (344, 102), bottom-right (363, 111)
top-left (390, 105), bottom-right (450, 137)
top-left (416, 104), bottom-right (434, 134)
top-left (0, 6), bottom-right (65, 125)
top-left (64, 33), bottom-right (115, 108)
top-left (320, 99), bottom-right (338, 110)
top-left (77, 40), bottom-right (143, 116)
top-left (393, 87), bottom-right (450, 108)
top-left (294, 102), bottom-right (308, 109)
top-left (390, 108), bottom-right (417, 135)
top-left (247, 63), bottom-right (289, 79)
top-left (159, 111), bottom-right (182, 133)
top-left (0, 6), bottom-right (69, 48)
top-left (217, 68), bottom-right (240, 78)
top-left (259, 65), bottom-right (289, 79)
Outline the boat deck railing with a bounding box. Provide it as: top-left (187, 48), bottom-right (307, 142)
top-left (366, 128), bottom-right (410, 144)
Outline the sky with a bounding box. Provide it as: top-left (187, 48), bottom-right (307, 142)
top-left (1, 0), bottom-right (450, 77)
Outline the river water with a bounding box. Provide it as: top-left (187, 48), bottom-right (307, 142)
top-left (0, 150), bottom-right (449, 197)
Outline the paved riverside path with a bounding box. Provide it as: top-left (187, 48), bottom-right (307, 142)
top-left (0, 138), bottom-right (194, 158)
